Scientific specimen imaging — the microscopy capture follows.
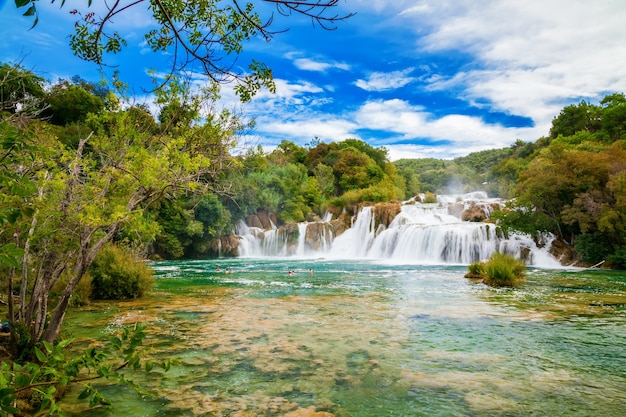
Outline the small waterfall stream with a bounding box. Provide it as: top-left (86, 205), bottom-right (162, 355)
top-left (236, 192), bottom-right (561, 267)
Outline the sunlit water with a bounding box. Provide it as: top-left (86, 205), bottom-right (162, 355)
top-left (62, 259), bottom-right (626, 416)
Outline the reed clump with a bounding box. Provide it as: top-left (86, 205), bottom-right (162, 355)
top-left (465, 252), bottom-right (525, 287)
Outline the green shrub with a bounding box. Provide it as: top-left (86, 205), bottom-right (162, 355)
top-left (607, 245), bottom-right (626, 270)
top-left (90, 245), bottom-right (154, 300)
top-left (574, 232), bottom-right (611, 265)
top-left (422, 191), bottom-right (437, 203)
top-left (483, 251), bottom-right (526, 287)
top-left (464, 261), bottom-right (485, 279)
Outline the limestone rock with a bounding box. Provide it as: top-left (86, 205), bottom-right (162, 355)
top-left (246, 213), bottom-right (263, 229)
top-left (461, 203), bottom-right (487, 222)
top-left (372, 201), bottom-right (401, 229)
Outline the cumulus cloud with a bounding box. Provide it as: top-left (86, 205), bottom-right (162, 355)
top-left (353, 99), bottom-right (542, 158)
top-left (355, 68), bottom-right (416, 91)
top-left (411, 0), bottom-right (626, 127)
top-left (292, 57), bottom-right (350, 72)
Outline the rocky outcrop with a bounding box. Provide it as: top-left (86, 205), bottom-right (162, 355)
top-left (246, 213), bottom-right (263, 229)
top-left (246, 209), bottom-right (277, 230)
top-left (372, 201), bottom-right (401, 229)
top-left (448, 202), bottom-right (465, 218)
top-left (461, 204), bottom-right (487, 222)
top-left (305, 222), bottom-right (333, 250)
top-left (207, 234), bottom-right (240, 257)
top-left (331, 211), bottom-right (351, 238)
top-left (549, 239), bottom-right (578, 266)
top-left (256, 209), bottom-right (274, 230)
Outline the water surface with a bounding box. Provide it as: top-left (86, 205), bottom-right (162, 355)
top-left (63, 259), bottom-right (626, 416)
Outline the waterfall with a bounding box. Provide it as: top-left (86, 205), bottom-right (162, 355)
top-left (235, 193), bottom-right (562, 267)
top-left (295, 223), bottom-right (308, 256)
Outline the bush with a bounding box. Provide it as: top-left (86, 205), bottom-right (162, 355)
top-left (607, 245), bottom-right (626, 270)
top-left (574, 232), bottom-right (611, 265)
top-left (422, 191), bottom-right (437, 204)
top-left (51, 271), bottom-right (93, 307)
top-left (89, 245), bottom-right (155, 300)
top-left (483, 252), bottom-right (526, 287)
top-left (464, 261), bottom-right (485, 279)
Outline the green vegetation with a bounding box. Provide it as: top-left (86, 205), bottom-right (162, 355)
top-left (484, 252), bottom-right (526, 287)
top-left (397, 94), bottom-right (626, 268)
top-left (465, 261), bottom-right (486, 279)
top-left (89, 245), bottom-right (155, 300)
top-left (15, 1), bottom-right (353, 101)
top-left (0, 323), bottom-right (169, 416)
top-left (2, 51), bottom-right (626, 414)
top-left (465, 252), bottom-right (526, 287)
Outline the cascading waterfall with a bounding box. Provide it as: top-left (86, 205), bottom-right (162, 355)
top-left (236, 193), bottom-right (562, 267)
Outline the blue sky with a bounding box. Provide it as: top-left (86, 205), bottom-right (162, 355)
top-left (1, 1), bottom-right (625, 160)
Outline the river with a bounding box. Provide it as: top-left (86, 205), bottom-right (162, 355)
top-left (62, 258), bottom-right (626, 416)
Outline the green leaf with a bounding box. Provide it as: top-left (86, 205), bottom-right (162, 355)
top-left (77, 386), bottom-right (91, 400)
top-left (110, 336), bottom-right (122, 350)
top-left (0, 405), bottom-right (19, 414)
top-left (35, 347), bottom-right (47, 363)
top-left (29, 16), bottom-right (39, 30)
top-left (23, 5), bottom-right (36, 16)
top-left (15, 0), bottom-right (31, 8)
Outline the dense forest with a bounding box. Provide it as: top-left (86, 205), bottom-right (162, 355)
top-left (2, 62), bottom-right (626, 344)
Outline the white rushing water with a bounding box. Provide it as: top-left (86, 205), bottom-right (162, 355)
top-left (236, 192), bottom-right (562, 267)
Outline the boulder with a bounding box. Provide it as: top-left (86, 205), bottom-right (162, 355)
top-left (257, 209), bottom-right (273, 230)
top-left (461, 203), bottom-right (487, 222)
top-left (246, 214), bottom-right (263, 229)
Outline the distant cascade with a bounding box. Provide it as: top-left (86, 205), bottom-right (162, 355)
top-left (235, 193), bottom-right (562, 267)
top-left (295, 223), bottom-right (308, 256)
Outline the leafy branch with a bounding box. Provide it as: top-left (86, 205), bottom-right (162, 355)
top-left (0, 323), bottom-right (171, 416)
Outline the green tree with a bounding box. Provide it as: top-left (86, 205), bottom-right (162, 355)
top-left (41, 80), bottom-right (105, 126)
top-left (600, 93), bottom-right (626, 141)
top-left (549, 100), bottom-right (601, 138)
top-left (1, 80), bottom-right (240, 351)
top-left (333, 147), bottom-right (384, 193)
top-left (16, 0), bottom-right (353, 101)
top-left (313, 162), bottom-right (335, 198)
top-left (0, 62), bottom-right (45, 115)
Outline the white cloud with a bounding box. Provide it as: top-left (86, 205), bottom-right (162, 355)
top-left (355, 68), bottom-right (416, 91)
top-left (257, 118), bottom-right (358, 143)
top-left (354, 99), bottom-right (542, 152)
top-left (292, 57), bottom-right (350, 72)
top-left (411, 0), bottom-right (626, 129)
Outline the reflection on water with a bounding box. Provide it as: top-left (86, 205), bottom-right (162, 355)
top-left (62, 259), bottom-right (626, 416)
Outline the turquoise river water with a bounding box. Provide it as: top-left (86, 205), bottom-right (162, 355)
top-left (62, 258), bottom-right (626, 416)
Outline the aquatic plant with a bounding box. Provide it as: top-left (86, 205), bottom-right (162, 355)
top-left (483, 251), bottom-right (526, 287)
top-left (465, 261), bottom-right (486, 279)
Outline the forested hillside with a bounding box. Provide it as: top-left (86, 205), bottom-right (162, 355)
top-left (395, 94), bottom-right (626, 268)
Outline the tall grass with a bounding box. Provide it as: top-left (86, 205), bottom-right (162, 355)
top-left (465, 252), bottom-right (526, 287)
top-left (483, 252), bottom-right (525, 287)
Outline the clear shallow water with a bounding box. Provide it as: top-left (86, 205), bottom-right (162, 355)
top-left (62, 259), bottom-right (626, 416)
